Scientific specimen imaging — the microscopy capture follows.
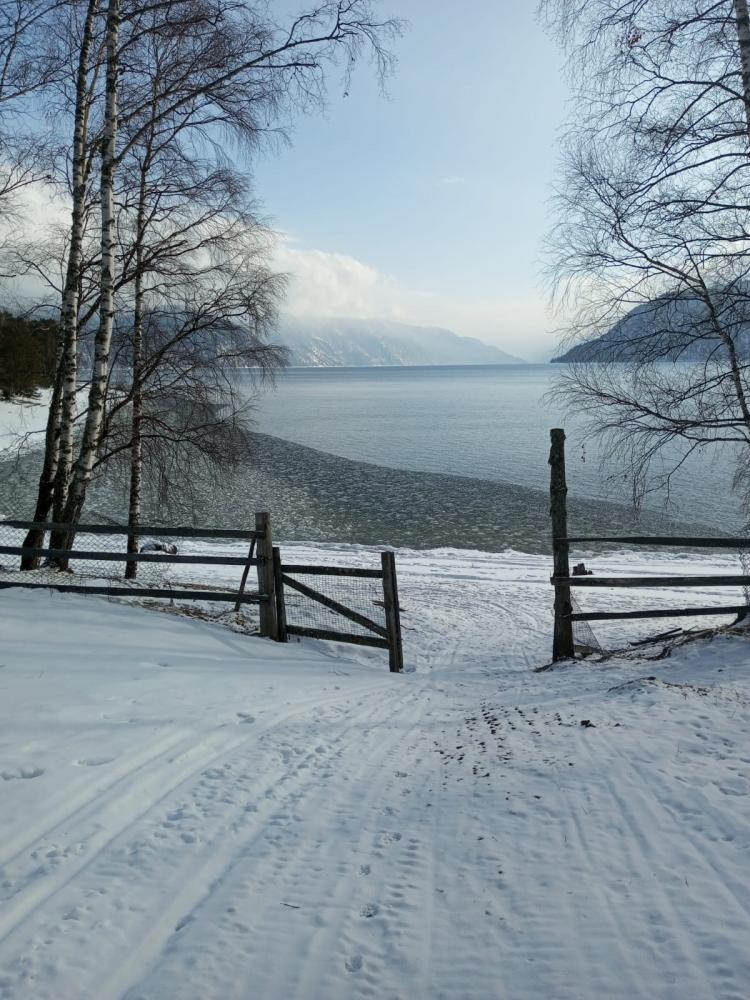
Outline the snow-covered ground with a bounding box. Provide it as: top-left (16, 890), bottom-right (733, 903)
top-left (1, 543), bottom-right (749, 999)
top-left (0, 392), bottom-right (50, 453)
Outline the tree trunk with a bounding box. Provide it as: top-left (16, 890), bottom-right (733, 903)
top-left (24, 0), bottom-right (99, 567)
top-left (51, 0), bottom-right (100, 539)
top-left (735, 0), bottom-right (750, 139)
top-left (20, 354), bottom-right (64, 568)
top-left (60, 0), bottom-right (119, 557)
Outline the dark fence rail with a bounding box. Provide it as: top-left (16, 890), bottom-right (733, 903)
top-left (1, 519), bottom-right (264, 540)
top-left (564, 535), bottom-right (750, 547)
top-left (548, 429), bottom-right (749, 660)
top-left (0, 545), bottom-right (254, 566)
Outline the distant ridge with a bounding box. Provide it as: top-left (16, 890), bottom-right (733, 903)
top-left (277, 316), bottom-right (525, 367)
top-left (551, 292), bottom-right (750, 363)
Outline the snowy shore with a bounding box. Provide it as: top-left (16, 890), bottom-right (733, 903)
top-left (1, 542), bottom-right (749, 999)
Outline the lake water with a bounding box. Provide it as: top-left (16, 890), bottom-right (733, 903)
top-left (251, 364), bottom-right (741, 529)
top-left (0, 364), bottom-right (742, 552)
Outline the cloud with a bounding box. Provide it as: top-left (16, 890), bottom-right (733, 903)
top-left (273, 239), bottom-right (408, 322)
top-left (272, 236), bottom-right (556, 360)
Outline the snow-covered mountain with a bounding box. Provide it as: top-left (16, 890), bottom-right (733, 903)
top-left (277, 317), bottom-right (524, 366)
top-left (551, 291), bottom-right (750, 363)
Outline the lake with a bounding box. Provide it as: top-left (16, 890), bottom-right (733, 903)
top-left (0, 364), bottom-right (742, 552)
top-left (250, 363), bottom-right (741, 530)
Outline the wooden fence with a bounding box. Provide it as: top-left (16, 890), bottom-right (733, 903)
top-left (549, 427), bottom-right (750, 661)
top-left (0, 512), bottom-right (274, 625)
top-left (0, 513), bottom-right (404, 671)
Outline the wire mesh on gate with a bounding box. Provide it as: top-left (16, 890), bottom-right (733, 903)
top-left (0, 521), bottom-right (200, 592)
top-left (283, 570), bottom-right (387, 639)
top-left (570, 592), bottom-right (603, 653)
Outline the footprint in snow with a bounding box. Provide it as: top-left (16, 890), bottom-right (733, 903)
top-left (358, 864), bottom-right (371, 876)
top-left (360, 902), bottom-right (379, 918)
top-left (345, 954), bottom-right (363, 973)
top-left (236, 713), bottom-right (255, 724)
top-left (2, 767), bottom-right (44, 780)
top-left (379, 832), bottom-right (402, 846)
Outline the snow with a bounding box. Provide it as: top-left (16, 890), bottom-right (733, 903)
top-left (1, 543), bottom-right (749, 999)
top-left (0, 392), bottom-right (50, 453)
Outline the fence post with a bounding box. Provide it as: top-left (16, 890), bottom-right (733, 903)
top-left (272, 546), bottom-right (288, 642)
top-left (550, 428), bottom-right (575, 661)
top-left (255, 512), bottom-right (278, 640)
top-left (381, 550), bottom-right (404, 673)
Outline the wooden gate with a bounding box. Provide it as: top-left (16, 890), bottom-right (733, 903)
top-left (272, 549), bottom-right (404, 673)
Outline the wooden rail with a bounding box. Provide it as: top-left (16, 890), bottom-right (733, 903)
top-left (0, 580), bottom-right (263, 603)
top-left (564, 535), bottom-right (745, 548)
top-left (572, 604), bottom-right (750, 623)
top-left (285, 625), bottom-right (390, 649)
top-left (1, 519), bottom-right (263, 540)
top-left (0, 545), bottom-right (255, 566)
top-left (553, 574), bottom-right (750, 588)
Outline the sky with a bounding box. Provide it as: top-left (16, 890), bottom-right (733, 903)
top-left (252, 1), bottom-right (570, 361)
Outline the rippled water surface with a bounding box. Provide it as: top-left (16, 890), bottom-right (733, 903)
top-left (252, 364), bottom-right (739, 529)
top-left (0, 365), bottom-right (740, 552)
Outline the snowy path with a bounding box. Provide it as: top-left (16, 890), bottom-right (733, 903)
top-left (1, 547), bottom-right (749, 998)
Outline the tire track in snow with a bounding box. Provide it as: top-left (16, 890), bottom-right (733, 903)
top-left (92, 683), bottom-right (432, 1000)
top-left (0, 679), bottom-right (391, 987)
top-left (99, 684), bottom-right (421, 1000)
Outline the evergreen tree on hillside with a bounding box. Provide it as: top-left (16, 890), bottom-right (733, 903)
top-left (0, 312), bottom-right (58, 400)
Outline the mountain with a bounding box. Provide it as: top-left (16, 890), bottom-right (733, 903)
top-left (276, 317), bottom-right (524, 367)
top-left (551, 292), bottom-right (750, 363)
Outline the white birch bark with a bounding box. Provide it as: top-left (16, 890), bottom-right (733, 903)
top-left (52, 0), bottom-right (100, 527)
top-left (23, 0), bottom-right (100, 566)
top-left (61, 0), bottom-right (119, 540)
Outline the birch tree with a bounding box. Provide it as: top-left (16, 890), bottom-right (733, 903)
top-left (13, 0), bottom-right (400, 558)
top-left (55, 0), bottom-right (118, 539)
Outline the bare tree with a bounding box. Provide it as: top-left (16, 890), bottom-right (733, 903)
top-left (542, 0), bottom-right (750, 516)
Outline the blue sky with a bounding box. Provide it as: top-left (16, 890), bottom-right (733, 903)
top-left (252, 1), bottom-right (569, 361)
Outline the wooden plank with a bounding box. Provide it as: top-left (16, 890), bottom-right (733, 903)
top-left (571, 604), bottom-right (749, 622)
top-left (550, 428), bottom-right (575, 660)
top-left (234, 536), bottom-right (257, 613)
top-left (554, 574), bottom-right (750, 588)
top-left (0, 581), bottom-right (264, 603)
top-left (564, 535), bottom-right (744, 548)
top-left (381, 550), bottom-right (404, 673)
top-left (285, 624), bottom-right (390, 649)
top-left (255, 512), bottom-right (278, 639)
top-left (281, 573), bottom-right (388, 638)
top-left (1, 520), bottom-right (259, 540)
top-left (0, 545), bottom-right (255, 566)
top-left (272, 546), bottom-right (288, 642)
top-left (278, 564), bottom-right (383, 578)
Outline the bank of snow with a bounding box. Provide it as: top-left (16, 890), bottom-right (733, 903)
top-left (1, 545), bottom-right (749, 1000)
top-left (0, 391), bottom-right (50, 452)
